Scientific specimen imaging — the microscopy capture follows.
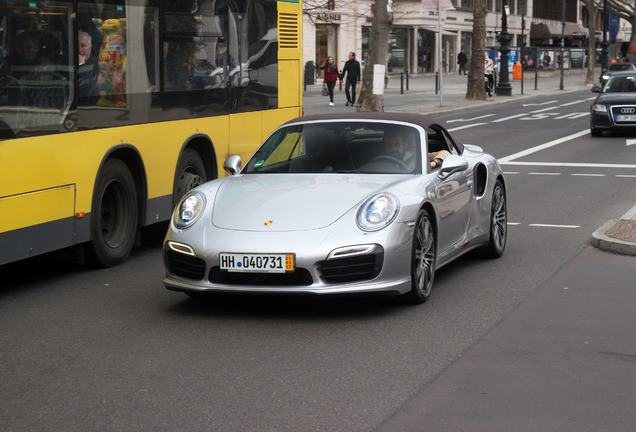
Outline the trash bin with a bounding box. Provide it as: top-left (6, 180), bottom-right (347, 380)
top-left (512, 61), bottom-right (522, 80)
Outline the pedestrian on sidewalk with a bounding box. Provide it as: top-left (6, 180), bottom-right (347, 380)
top-left (341, 52), bottom-right (361, 107)
top-left (457, 49), bottom-right (468, 75)
top-left (323, 56), bottom-right (341, 107)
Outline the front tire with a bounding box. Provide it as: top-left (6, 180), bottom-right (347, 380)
top-left (87, 159), bottom-right (138, 267)
top-left (590, 127), bottom-right (602, 137)
top-left (173, 149), bottom-right (207, 209)
top-left (403, 209), bottom-right (436, 304)
top-left (485, 180), bottom-right (507, 258)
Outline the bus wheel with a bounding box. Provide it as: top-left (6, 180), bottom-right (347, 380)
top-left (87, 159), bottom-right (138, 267)
top-left (173, 149), bottom-right (207, 208)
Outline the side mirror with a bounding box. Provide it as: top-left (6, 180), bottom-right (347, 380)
top-left (591, 86), bottom-right (601, 93)
top-left (224, 155), bottom-right (242, 175)
top-left (437, 154), bottom-right (468, 179)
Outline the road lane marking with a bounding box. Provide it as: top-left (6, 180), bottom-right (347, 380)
top-left (522, 100), bottom-right (558, 106)
top-left (627, 139), bottom-right (636, 146)
top-left (529, 172), bottom-right (561, 175)
top-left (446, 114), bottom-right (496, 123)
top-left (571, 173), bottom-right (606, 177)
top-left (555, 112), bottom-right (589, 119)
top-left (616, 174), bottom-right (636, 178)
top-left (492, 113), bottom-right (526, 122)
top-left (499, 130), bottom-right (590, 163)
top-left (448, 123), bottom-right (487, 131)
top-left (500, 161), bottom-right (636, 168)
top-left (529, 224), bottom-right (581, 229)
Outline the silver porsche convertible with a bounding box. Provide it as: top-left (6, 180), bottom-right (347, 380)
top-left (163, 113), bottom-right (507, 304)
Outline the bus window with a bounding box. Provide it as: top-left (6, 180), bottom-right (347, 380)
top-left (0, 2), bottom-right (74, 135)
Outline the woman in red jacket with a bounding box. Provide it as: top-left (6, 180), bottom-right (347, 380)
top-left (323, 56), bottom-right (341, 106)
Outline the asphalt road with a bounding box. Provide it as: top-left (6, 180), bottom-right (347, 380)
top-left (1, 88), bottom-right (635, 432)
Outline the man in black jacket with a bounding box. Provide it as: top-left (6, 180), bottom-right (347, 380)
top-left (341, 52), bottom-right (361, 106)
top-left (457, 49), bottom-right (468, 75)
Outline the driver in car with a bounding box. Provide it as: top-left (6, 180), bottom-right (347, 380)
top-left (383, 131), bottom-right (450, 171)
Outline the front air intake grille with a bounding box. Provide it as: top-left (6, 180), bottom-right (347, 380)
top-left (209, 267), bottom-right (313, 286)
top-left (317, 249), bottom-right (384, 283)
top-left (279, 13), bottom-right (299, 49)
top-left (165, 250), bottom-right (206, 280)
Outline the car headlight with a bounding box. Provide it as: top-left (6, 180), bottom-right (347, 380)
top-left (592, 104), bottom-right (608, 113)
top-left (602, 74), bottom-right (609, 81)
top-left (173, 191), bottom-right (206, 228)
top-left (357, 193), bottom-right (399, 232)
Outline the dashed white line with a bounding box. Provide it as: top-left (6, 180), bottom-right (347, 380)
top-left (492, 113), bottom-right (526, 122)
top-left (529, 172), bottom-right (561, 175)
top-left (448, 123), bottom-right (487, 131)
top-left (571, 173), bottom-right (606, 177)
top-left (529, 224), bottom-right (581, 229)
top-left (616, 174), bottom-right (636, 178)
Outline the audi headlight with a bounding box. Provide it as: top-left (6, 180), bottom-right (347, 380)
top-left (173, 191), bottom-right (206, 228)
top-left (357, 193), bottom-right (399, 232)
top-left (592, 104), bottom-right (608, 113)
top-left (602, 74), bottom-right (610, 81)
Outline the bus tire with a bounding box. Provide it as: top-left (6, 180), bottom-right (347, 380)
top-left (173, 148), bottom-right (207, 208)
top-left (86, 159), bottom-right (138, 267)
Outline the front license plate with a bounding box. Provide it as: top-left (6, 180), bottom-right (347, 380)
top-left (220, 253), bottom-right (295, 273)
top-left (615, 114), bottom-right (636, 122)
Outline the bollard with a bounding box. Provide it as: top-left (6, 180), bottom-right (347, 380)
top-left (435, 72), bottom-right (439, 94)
top-left (339, 72), bottom-right (343, 91)
top-left (535, 68), bottom-right (538, 90)
top-left (400, 72), bottom-right (404, 94)
top-left (406, 71), bottom-right (409, 91)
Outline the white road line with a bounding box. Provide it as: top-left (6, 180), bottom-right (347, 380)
top-left (492, 113), bottom-right (526, 122)
top-left (500, 161), bottom-right (636, 168)
top-left (531, 106), bottom-right (561, 113)
top-left (529, 224), bottom-right (581, 229)
top-left (529, 172), bottom-right (561, 175)
top-left (448, 123), bottom-right (487, 131)
top-left (522, 100), bottom-right (558, 106)
top-left (503, 172), bottom-right (520, 175)
top-left (616, 174), bottom-right (636, 178)
top-left (498, 129), bottom-right (590, 163)
top-left (555, 112), bottom-right (589, 119)
top-left (571, 173), bottom-right (606, 177)
top-left (507, 222), bottom-right (521, 225)
top-left (446, 114), bottom-right (496, 123)
top-left (560, 99), bottom-right (593, 107)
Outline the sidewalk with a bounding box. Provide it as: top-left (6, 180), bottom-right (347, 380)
top-left (303, 70), bottom-right (636, 256)
top-left (302, 70), bottom-right (590, 116)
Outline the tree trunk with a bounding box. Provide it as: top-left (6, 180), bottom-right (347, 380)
top-left (357, 0), bottom-right (391, 112)
top-left (466, 0), bottom-right (487, 100)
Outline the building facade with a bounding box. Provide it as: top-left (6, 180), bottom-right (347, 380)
top-left (303, 0), bottom-right (597, 78)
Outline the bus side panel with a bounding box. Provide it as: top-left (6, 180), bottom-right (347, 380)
top-left (0, 185), bottom-right (76, 265)
top-left (228, 112), bottom-right (263, 169)
top-left (278, 60), bottom-right (300, 108)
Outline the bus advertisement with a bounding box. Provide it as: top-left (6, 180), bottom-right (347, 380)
top-left (0, 0), bottom-right (303, 267)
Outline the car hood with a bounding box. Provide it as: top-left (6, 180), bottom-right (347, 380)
top-left (211, 174), bottom-right (409, 231)
top-left (595, 93), bottom-right (636, 104)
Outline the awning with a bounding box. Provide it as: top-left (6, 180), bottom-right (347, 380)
top-left (531, 22), bottom-right (572, 39)
top-left (566, 23), bottom-right (586, 38)
top-left (421, 25), bottom-right (457, 36)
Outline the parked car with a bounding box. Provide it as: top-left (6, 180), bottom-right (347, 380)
top-left (163, 113), bottom-right (508, 304)
top-left (590, 71), bottom-right (636, 137)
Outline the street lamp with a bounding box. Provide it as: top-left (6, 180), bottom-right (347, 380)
top-left (496, 0), bottom-right (512, 96)
top-left (560, 0), bottom-right (565, 90)
top-left (600, 0), bottom-right (609, 82)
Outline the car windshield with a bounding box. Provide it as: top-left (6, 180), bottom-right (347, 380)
top-left (242, 122), bottom-right (422, 174)
top-left (609, 63), bottom-right (635, 72)
top-left (603, 75), bottom-right (636, 93)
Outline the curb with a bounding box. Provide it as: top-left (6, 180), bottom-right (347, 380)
top-left (591, 205), bottom-right (636, 256)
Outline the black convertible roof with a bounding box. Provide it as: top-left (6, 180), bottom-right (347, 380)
top-left (280, 112), bottom-right (464, 154)
top-left (282, 112), bottom-right (442, 130)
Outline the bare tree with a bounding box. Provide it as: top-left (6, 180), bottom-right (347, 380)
top-left (466, 0), bottom-right (488, 99)
top-left (582, 0), bottom-right (603, 85)
top-left (357, 0), bottom-right (391, 111)
top-left (607, 0), bottom-right (636, 59)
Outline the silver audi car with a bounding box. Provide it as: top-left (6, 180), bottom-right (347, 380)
top-left (163, 112), bottom-right (507, 304)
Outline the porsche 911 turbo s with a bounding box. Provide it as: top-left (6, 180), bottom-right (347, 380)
top-left (163, 112), bottom-right (507, 304)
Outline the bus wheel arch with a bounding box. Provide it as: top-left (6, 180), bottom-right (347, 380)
top-left (173, 136), bottom-right (217, 208)
top-left (87, 150), bottom-right (145, 267)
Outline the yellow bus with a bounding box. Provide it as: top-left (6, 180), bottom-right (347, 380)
top-left (0, 0), bottom-right (302, 266)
